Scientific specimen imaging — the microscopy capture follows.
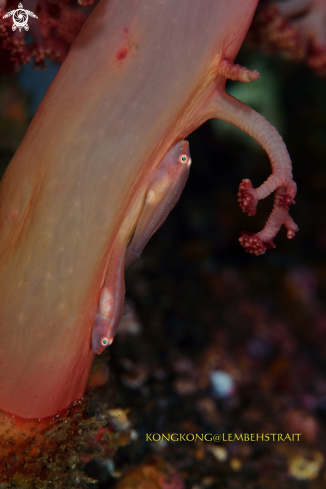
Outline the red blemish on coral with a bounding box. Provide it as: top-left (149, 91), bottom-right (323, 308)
top-left (116, 46), bottom-right (129, 60)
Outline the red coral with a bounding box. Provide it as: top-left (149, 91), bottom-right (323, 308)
top-left (0, 0), bottom-right (91, 73)
top-left (248, 0), bottom-right (326, 75)
top-left (0, 5), bottom-right (31, 71)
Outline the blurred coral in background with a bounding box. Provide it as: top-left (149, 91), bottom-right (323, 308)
top-left (0, 0), bottom-right (94, 73)
top-left (248, 0), bottom-right (326, 75)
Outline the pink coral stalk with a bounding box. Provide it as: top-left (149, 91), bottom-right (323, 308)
top-left (203, 91), bottom-right (298, 255)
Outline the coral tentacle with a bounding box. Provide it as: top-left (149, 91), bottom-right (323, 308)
top-left (238, 179), bottom-right (258, 216)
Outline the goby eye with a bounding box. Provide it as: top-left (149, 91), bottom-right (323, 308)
top-left (179, 154), bottom-right (188, 164)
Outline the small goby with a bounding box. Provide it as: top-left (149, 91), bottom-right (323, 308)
top-left (125, 140), bottom-right (191, 268)
top-left (91, 140), bottom-right (191, 354)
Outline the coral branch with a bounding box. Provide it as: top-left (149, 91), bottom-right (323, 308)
top-left (216, 59), bottom-right (260, 82)
top-left (208, 90), bottom-right (298, 253)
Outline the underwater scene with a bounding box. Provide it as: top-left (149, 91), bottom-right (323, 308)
top-left (1, 0), bottom-right (326, 488)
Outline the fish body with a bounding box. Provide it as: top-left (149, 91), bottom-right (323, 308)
top-left (125, 140), bottom-right (191, 269)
